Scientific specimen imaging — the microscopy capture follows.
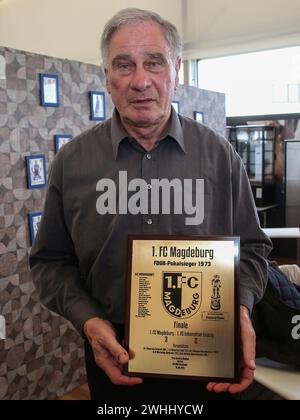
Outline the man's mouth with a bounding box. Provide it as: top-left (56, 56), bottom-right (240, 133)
top-left (129, 98), bottom-right (155, 104)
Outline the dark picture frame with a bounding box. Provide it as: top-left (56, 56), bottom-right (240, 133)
top-left (90, 91), bottom-right (106, 121)
top-left (194, 111), bottom-right (204, 123)
top-left (39, 73), bottom-right (59, 107)
top-left (28, 211), bottom-right (43, 245)
top-left (54, 134), bottom-right (73, 153)
top-left (25, 155), bottom-right (47, 189)
top-left (172, 101), bottom-right (180, 114)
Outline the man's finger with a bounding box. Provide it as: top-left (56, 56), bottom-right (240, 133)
top-left (105, 364), bottom-right (143, 386)
top-left (102, 332), bottom-right (130, 365)
top-left (210, 383), bottom-right (231, 393)
top-left (206, 382), bottom-right (216, 392)
top-left (97, 354), bottom-right (143, 386)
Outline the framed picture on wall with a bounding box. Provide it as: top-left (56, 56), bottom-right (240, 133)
top-left (28, 211), bottom-right (43, 245)
top-left (172, 101), bottom-right (180, 113)
top-left (39, 73), bottom-right (59, 107)
top-left (25, 155), bottom-right (47, 189)
top-left (90, 91), bottom-right (106, 121)
top-left (54, 134), bottom-right (73, 153)
top-left (194, 111), bottom-right (204, 123)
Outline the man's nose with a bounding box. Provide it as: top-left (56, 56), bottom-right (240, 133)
top-left (130, 66), bottom-right (152, 91)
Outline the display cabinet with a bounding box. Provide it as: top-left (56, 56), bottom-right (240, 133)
top-left (285, 140), bottom-right (300, 227)
top-left (227, 125), bottom-right (276, 206)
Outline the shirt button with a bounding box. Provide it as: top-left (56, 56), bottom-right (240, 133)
top-left (146, 218), bottom-right (153, 225)
top-left (147, 184), bottom-right (152, 190)
top-left (146, 153), bottom-right (151, 160)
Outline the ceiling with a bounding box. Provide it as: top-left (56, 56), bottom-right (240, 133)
top-left (1, 0), bottom-right (300, 64)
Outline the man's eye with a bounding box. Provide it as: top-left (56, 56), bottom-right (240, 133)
top-left (145, 61), bottom-right (164, 71)
top-left (118, 63), bottom-right (132, 71)
top-left (147, 62), bottom-right (161, 68)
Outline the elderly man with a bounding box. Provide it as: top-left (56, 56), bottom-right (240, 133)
top-left (30, 8), bottom-right (272, 400)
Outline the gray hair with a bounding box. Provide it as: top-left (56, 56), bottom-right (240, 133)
top-left (101, 8), bottom-right (182, 66)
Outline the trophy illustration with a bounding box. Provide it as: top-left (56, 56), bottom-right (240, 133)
top-left (210, 275), bottom-right (221, 311)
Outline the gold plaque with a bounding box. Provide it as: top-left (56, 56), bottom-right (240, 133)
top-left (124, 235), bottom-right (240, 382)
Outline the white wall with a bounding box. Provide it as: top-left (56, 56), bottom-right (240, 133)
top-left (0, 0), bottom-right (182, 65)
top-left (183, 0), bottom-right (300, 59)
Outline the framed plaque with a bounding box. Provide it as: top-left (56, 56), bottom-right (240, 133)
top-left (28, 211), bottom-right (43, 245)
top-left (89, 91), bottom-right (106, 121)
top-left (39, 73), bottom-right (59, 107)
top-left (125, 235), bottom-right (240, 382)
top-left (194, 111), bottom-right (204, 123)
top-left (25, 154), bottom-right (47, 189)
top-left (54, 134), bottom-right (73, 153)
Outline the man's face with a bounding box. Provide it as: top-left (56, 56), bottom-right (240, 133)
top-left (105, 21), bottom-right (181, 128)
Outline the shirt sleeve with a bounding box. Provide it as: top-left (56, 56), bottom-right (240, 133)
top-left (231, 148), bottom-right (273, 312)
top-left (29, 151), bottom-right (105, 335)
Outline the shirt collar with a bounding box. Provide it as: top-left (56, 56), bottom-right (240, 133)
top-left (167, 106), bottom-right (186, 153)
top-left (110, 107), bottom-right (186, 160)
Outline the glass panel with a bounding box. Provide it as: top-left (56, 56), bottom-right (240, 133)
top-left (249, 128), bottom-right (263, 183)
top-left (236, 129), bottom-right (249, 169)
top-left (231, 125), bottom-right (275, 186)
top-left (264, 140), bottom-right (273, 152)
top-left (264, 128), bottom-right (276, 140)
top-left (252, 143), bottom-right (263, 183)
top-left (264, 151), bottom-right (274, 180)
top-left (285, 141), bottom-right (300, 226)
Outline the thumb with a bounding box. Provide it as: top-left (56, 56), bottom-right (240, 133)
top-left (243, 343), bottom-right (256, 370)
top-left (240, 306), bottom-right (256, 370)
top-left (105, 334), bottom-right (129, 365)
top-left (118, 351), bottom-right (129, 365)
top-left (241, 326), bottom-right (256, 370)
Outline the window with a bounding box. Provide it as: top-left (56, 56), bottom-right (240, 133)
top-left (198, 46), bottom-right (300, 117)
top-left (179, 64), bottom-right (184, 85)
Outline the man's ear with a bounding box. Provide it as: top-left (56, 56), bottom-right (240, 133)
top-left (104, 68), bottom-right (111, 94)
top-left (175, 57), bottom-right (181, 90)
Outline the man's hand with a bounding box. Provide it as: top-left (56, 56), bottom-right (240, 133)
top-left (206, 305), bottom-right (256, 394)
top-left (83, 317), bottom-right (143, 386)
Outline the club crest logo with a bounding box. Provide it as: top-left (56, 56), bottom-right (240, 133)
top-left (162, 272), bottom-right (202, 319)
